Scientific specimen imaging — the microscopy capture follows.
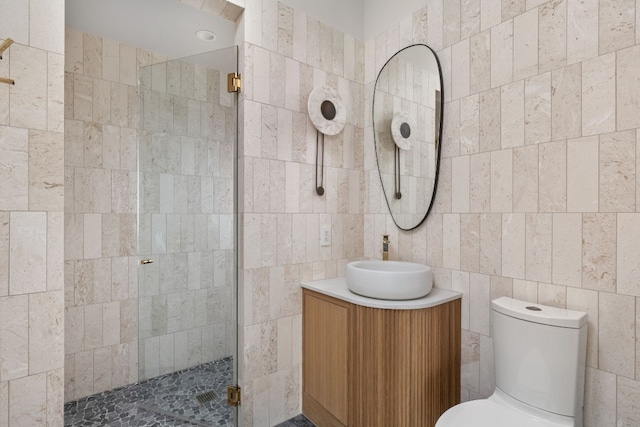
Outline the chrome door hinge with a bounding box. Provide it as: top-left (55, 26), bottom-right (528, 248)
top-left (227, 385), bottom-right (241, 406)
top-left (227, 73), bottom-right (242, 93)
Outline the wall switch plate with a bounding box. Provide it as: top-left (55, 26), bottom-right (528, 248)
top-left (320, 226), bottom-right (331, 246)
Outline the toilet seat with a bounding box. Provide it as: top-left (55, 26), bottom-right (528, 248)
top-left (435, 391), bottom-right (574, 427)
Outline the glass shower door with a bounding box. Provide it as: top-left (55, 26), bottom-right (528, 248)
top-left (137, 46), bottom-right (238, 426)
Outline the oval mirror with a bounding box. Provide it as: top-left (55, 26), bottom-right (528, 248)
top-left (373, 44), bottom-right (443, 230)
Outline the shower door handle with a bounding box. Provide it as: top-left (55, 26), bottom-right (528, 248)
top-left (140, 259), bottom-right (154, 265)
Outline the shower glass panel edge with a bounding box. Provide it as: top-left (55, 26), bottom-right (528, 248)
top-left (137, 46), bottom-right (239, 427)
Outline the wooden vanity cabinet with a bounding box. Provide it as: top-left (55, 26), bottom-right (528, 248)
top-left (302, 289), bottom-right (461, 427)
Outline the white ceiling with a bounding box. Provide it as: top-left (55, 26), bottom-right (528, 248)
top-left (65, 0), bottom-right (237, 59)
top-left (66, 0), bottom-right (432, 59)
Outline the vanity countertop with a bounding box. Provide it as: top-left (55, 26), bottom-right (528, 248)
top-left (301, 277), bottom-right (462, 310)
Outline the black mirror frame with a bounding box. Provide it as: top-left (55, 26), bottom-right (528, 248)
top-left (373, 43), bottom-right (444, 231)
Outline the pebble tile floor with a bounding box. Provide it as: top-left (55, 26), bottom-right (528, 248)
top-left (64, 356), bottom-right (315, 426)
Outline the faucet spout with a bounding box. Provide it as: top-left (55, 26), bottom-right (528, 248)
top-left (382, 235), bottom-right (390, 260)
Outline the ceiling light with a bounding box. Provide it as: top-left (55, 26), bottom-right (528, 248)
top-left (195, 30), bottom-right (216, 42)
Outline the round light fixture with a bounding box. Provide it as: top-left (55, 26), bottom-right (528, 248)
top-left (195, 30), bottom-right (216, 42)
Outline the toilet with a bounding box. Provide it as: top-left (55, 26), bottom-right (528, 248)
top-left (436, 297), bottom-right (588, 427)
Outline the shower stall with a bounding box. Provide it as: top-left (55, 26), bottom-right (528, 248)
top-left (63, 43), bottom-right (239, 427)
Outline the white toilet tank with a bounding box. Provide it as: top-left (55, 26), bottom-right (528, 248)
top-left (491, 297), bottom-right (588, 418)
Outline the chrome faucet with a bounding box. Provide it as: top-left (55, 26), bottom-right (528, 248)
top-left (383, 235), bottom-right (389, 260)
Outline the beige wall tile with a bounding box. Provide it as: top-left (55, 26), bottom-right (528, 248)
top-left (513, 8), bottom-right (538, 80)
top-left (469, 273), bottom-right (490, 335)
top-left (525, 213), bottom-right (552, 283)
top-left (0, 214), bottom-right (8, 297)
top-left (491, 20), bottom-right (513, 88)
top-left (567, 136), bottom-right (599, 212)
top-left (461, 330), bottom-right (480, 393)
top-left (617, 214), bottom-right (640, 297)
top-left (479, 334), bottom-right (495, 398)
top-left (452, 271), bottom-right (471, 329)
top-left (9, 45), bottom-right (48, 131)
top-left (500, 81), bottom-right (524, 149)
top-left (617, 376), bottom-right (640, 426)
top-left (524, 72), bottom-right (551, 144)
top-left (599, 0), bottom-right (635, 55)
top-left (65, 28), bottom-right (83, 74)
top-left (83, 33), bottom-right (102, 79)
top-left (599, 131), bottom-right (636, 212)
top-left (502, 213), bottom-right (525, 279)
top-left (567, 0), bottom-right (598, 65)
top-left (512, 279), bottom-right (538, 303)
top-left (582, 214), bottom-right (616, 292)
top-left (460, 95), bottom-right (480, 154)
top-left (9, 373), bottom-right (47, 427)
top-left (0, 1), bottom-right (29, 45)
top-left (444, 0), bottom-right (462, 47)
top-left (0, 296), bottom-right (28, 381)
top-left (470, 31), bottom-right (491, 94)
top-left (443, 214), bottom-right (461, 269)
top-left (512, 145), bottom-right (538, 212)
top-left (29, 131), bottom-right (64, 211)
top-left (462, 0), bottom-right (481, 39)
top-left (28, 291), bottom-right (64, 375)
top-left (567, 288), bottom-right (598, 368)
top-left (460, 214), bottom-right (480, 273)
top-left (539, 140), bottom-right (567, 212)
top-left (0, 126), bottom-right (28, 211)
top-left (10, 212), bottom-right (47, 295)
top-left (490, 149), bottom-right (513, 212)
top-left (582, 53), bottom-right (616, 136)
top-left (584, 367), bottom-right (616, 427)
top-left (537, 282), bottom-right (566, 308)
top-left (617, 45), bottom-right (640, 131)
top-left (0, 380), bottom-right (7, 427)
top-left (599, 292), bottom-right (635, 378)
top-left (481, 0), bottom-right (502, 31)
top-left (538, 0), bottom-right (567, 73)
top-left (502, 0), bottom-right (524, 21)
top-left (479, 88), bottom-right (501, 152)
top-left (480, 214), bottom-right (501, 275)
top-left (452, 156), bottom-right (470, 213)
top-left (47, 53), bottom-right (65, 133)
top-left (551, 63), bottom-right (581, 140)
top-left (426, 214), bottom-right (444, 267)
top-left (452, 40), bottom-right (470, 100)
top-left (552, 213), bottom-right (582, 287)
top-left (469, 152), bottom-right (491, 212)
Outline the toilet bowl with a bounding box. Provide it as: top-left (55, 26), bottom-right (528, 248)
top-left (436, 297), bottom-right (588, 427)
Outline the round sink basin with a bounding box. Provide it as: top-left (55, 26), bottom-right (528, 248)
top-left (346, 260), bottom-right (433, 300)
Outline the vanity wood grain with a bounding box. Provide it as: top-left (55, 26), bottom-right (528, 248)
top-left (303, 289), bottom-right (461, 427)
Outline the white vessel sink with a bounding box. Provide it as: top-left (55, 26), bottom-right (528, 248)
top-left (346, 260), bottom-right (433, 300)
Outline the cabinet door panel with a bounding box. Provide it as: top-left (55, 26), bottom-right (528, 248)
top-left (303, 293), bottom-right (349, 425)
top-left (351, 306), bottom-right (412, 427)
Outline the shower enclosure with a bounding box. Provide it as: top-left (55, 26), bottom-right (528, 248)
top-left (137, 46), bottom-right (238, 426)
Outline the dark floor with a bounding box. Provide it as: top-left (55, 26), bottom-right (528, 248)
top-left (65, 357), bottom-right (233, 426)
top-left (64, 355), bottom-right (315, 427)
top-left (274, 414), bottom-right (316, 427)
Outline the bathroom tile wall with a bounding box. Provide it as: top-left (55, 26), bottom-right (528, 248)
top-left (237, 0), bottom-right (365, 424)
top-left (365, 1), bottom-right (640, 425)
top-left (63, 28), bottom-right (149, 401)
top-left (0, 0), bottom-right (65, 426)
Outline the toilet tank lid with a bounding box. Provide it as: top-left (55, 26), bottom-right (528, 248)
top-left (491, 297), bottom-right (588, 329)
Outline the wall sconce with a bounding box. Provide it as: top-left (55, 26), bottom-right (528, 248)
top-left (308, 85), bottom-right (346, 196)
top-left (390, 111), bottom-right (415, 199)
top-left (0, 37), bottom-right (15, 85)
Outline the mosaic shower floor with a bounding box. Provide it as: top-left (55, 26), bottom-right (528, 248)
top-left (64, 356), bottom-right (316, 426)
top-left (64, 357), bottom-right (234, 426)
